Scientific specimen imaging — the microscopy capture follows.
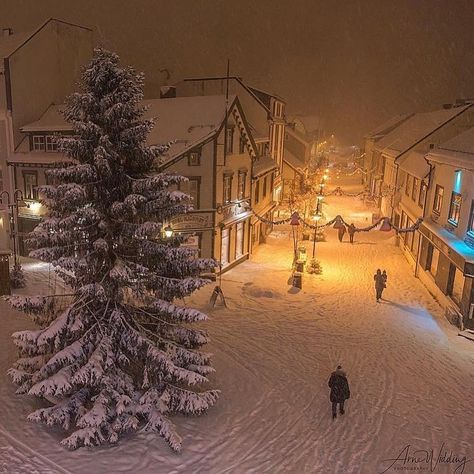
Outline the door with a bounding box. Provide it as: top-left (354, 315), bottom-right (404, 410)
top-left (236, 222), bottom-right (244, 258)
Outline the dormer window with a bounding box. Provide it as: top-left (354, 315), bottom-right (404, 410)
top-left (31, 134), bottom-right (60, 152)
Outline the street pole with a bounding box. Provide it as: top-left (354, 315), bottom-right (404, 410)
top-left (312, 221), bottom-right (318, 258)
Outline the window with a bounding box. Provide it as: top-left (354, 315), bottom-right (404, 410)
top-left (23, 171), bottom-right (38, 200)
top-left (188, 150), bottom-right (201, 166)
top-left (239, 135), bottom-right (246, 154)
top-left (433, 185), bottom-right (444, 214)
top-left (237, 171), bottom-right (246, 199)
top-left (419, 181), bottom-right (427, 208)
top-left (405, 174), bottom-right (412, 196)
top-left (225, 127), bottom-right (234, 154)
top-left (263, 176), bottom-right (268, 197)
top-left (412, 177), bottom-right (419, 202)
top-left (254, 180), bottom-right (260, 204)
top-left (32, 135), bottom-right (45, 151)
top-left (448, 192), bottom-right (462, 226)
top-left (45, 135), bottom-right (58, 152)
top-left (223, 175), bottom-right (232, 203)
top-left (468, 200), bottom-right (474, 235)
top-left (181, 177), bottom-right (200, 208)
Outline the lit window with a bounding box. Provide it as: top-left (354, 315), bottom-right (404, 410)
top-left (433, 185), bottom-right (444, 214)
top-left (32, 135), bottom-right (45, 151)
top-left (180, 178), bottom-right (200, 208)
top-left (448, 192), bottom-right (462, 226)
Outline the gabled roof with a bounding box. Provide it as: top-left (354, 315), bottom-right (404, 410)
top-left (365, 113), bottom-right (413, 140)
top-left (0, 18), bottom-right (92, 71)
top-left (375, 105), bottom-right (473, 158)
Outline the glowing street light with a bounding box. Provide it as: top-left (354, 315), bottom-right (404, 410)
top-left (163, 225), bottom-right (174, 239)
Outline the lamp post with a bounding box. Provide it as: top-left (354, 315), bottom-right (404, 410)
top-left (312, 212), bottom-right (321, 258)
top-left (0, 189), bottom-right (28, 266)
top-left (163, 225), bottom-right (174, 239)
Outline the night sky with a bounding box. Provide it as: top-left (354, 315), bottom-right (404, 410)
top-left (2, 0), bottom-right (474, 143)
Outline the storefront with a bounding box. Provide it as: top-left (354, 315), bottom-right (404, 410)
top-left (418, 222), bottom-right (474, 329)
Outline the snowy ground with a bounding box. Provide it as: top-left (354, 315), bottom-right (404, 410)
top-left (1, 173), bottom-right (473, 474)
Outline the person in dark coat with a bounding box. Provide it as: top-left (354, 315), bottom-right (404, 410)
top-left (328, 365), bottom-right (350, 419)
top-left (337, 224), bottom-right (346, 242)
top-left (348, 223), bottom-right (356, 243)
top-left (382, 270), bottom-right (387, 287)
top-left (374, 269), bottom-right (385, 302)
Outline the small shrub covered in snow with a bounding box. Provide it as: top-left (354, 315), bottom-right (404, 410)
top-left (306, 258), bottom-right (323, 274)
top-left (10, 264), bottom-right (26, 288)
top-left (4, 48), bottom-right (218, 452)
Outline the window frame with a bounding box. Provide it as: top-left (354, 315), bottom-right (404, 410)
top-left (418, 181), bottom-right (427, 208)
top-left (225, 127), bottom-right (234, 154)
top-left (187, 149), bottom-right (201, 166)
top-left (223, 174), bottom-right (233, 204)
top-left (239, 135), bottom-right (246, 154)
top-left (468, 200), bottom-right (474, 236)
top-left (411, 177), bottom-right (419, 202)
top-left (405, 174), bottom-right (412, 196)
top-left (433, 184), bottom-right (444, 214)
top-left (32, 135), bottom-right (46, 151)
top-left (448, 191), bottom-right (462, 227)
top-left (237, 171), bottom-right (247, 200)
top-left (23, 170), bottom-right (38, 200)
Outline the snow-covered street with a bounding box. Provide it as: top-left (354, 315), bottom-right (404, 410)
top-left (1, 175), bottom-right (473, 474)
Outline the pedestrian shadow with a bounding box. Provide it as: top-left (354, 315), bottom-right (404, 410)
top-left (350, 241), bottom-right (377, 245)
top-left (381, 299), bottom-right (427, 316)
top-left (288, 286), bottom-right (301, 294)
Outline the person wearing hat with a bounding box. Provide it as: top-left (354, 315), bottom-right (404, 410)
top-left (328, 365), bottom-right (351, 419)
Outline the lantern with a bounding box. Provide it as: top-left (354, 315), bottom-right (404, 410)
top-left (164, 225), bottom-right (174, 238)
top-left (290, 212), bottom-right (300, 226)
top-left (379, 217), bottom-right (392, 232)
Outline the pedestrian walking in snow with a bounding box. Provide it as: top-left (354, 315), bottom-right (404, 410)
top-left (348, 223), bottom-right (356, 244)
top-left (337, 224), bottom-right (346, 242)
top-left (328, 365), bottom-right (350, 420)
top-left (382, 270), bottom-right (387, 288)
top-left (374, 269), bottom-right (385, 302)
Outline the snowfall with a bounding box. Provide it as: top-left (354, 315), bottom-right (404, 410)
top-left (0, 173), bottom-right (473, 474)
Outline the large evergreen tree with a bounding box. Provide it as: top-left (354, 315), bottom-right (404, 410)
top-left (5, 48), bottom-right (219, 451)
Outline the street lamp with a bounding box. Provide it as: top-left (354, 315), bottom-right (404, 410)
top-left (163, 225), bottom-right (174, 239)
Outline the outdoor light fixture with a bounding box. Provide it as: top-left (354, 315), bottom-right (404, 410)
top-left (164, 225), bottom-right (174, 238)
top-left (313, 214), bottom-right (321, 222)
top-left (317, 195), bottom-right (324, 201)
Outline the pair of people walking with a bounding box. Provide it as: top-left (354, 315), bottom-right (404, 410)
top-left (337, 223), bottom-right (357, 243)
top-left (374, 269), bottom-right (387, 302)
top-left (328, 365), bottom-right (350, 420)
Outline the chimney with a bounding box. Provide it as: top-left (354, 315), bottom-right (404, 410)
top-left (429, 143), bottom-right (435, 150)
top-left (2, 28), bottom-right (13, 37)
top-left (160, 85), bottom-right (176, 99)
top-left (442, 103), bottom-right (453, 109)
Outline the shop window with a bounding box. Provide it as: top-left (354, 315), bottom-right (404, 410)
top-left (448, 192), bottom-right (462, 226)
top-left (433, 185), bottom-right (444, 214)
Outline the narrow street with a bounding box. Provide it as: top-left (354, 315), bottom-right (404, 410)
top-left (0, 174), bottom-right (473, 474)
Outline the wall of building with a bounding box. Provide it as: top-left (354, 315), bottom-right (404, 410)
top-left (8, 21), bottom-right (93, 148)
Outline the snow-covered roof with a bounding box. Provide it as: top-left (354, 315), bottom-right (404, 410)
top-left (20, 104), bottom-right (70, 132)
top-left (375, 105), bottom-right (472, 157)
top-left (397, 151), bottom-right (430, 180)
top-left (20, 95), bottom-right (237, 162)
top-left (253, 155), bottom-right (277, 177)
top-left (287, 115), bottom-right (322, 136)
top-left (437, 126), bottom-right (474, 155)
top-left (365, 113), bottom-right (413, 140)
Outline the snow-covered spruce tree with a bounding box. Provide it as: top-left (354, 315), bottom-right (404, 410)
top-left (4, 48), bottom-right (219, 451)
